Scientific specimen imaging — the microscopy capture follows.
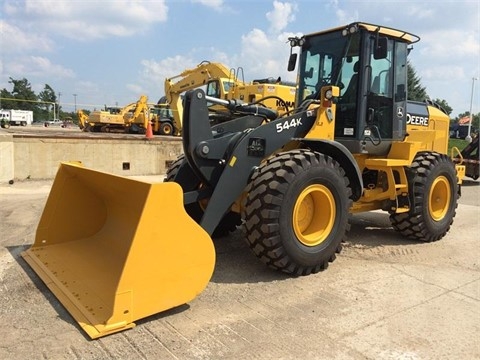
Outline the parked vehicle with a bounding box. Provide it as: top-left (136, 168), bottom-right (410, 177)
top-left (44, 119), bottom-right (64, 127)
top-left (0, 109), bottom-right (33, 128)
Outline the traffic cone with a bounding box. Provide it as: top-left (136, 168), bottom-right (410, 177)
top-left (146, 121), bottom-right (153, 139)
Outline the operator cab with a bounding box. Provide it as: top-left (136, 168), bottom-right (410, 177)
top-left (289, 22), bottom-right (419, 155)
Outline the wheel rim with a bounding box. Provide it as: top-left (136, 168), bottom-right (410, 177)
top-left (293, 184), bottom-right (335, 246)
top-left (428, 175), bottom-right (451, 221)
top-left (164, 125), bottom-right (172, 134)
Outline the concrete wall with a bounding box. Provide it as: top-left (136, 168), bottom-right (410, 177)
top-left (1, 134), bottom-right (183, 182)
top-left (0, 134), bottom-right (14, 182)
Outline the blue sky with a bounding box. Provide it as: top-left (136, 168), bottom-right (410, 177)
top-left (1, 0), bottom-right (479, 118)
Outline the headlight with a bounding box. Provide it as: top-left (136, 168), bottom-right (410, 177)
top-left (342, 24), bottom-right (358, 36)
top-left (325, 89), bottom-right (333, 100)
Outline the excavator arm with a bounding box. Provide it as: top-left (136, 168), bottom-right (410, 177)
top-left (164, 61), bottom-right (241, 135)
top-left (123, 95), bottom-right (150, 128)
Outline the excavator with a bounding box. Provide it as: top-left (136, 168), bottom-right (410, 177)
top-left (78, 95), bottom-right (176, 135)
top-left (78, 95), bottom-right (149, 133)
top-left (22, 22), bottom-right (465, 339)
top-left (164, 60), bottom-right (297, 135)
top-left (77, 109), bottom-right (90, 131)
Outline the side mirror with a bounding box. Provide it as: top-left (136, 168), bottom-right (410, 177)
top-left (305, 67), bottom-right (314, 79)
top-left (374, 37), bottom-right (388, 60)
top-left (288, 53), bottom-right (297, 72)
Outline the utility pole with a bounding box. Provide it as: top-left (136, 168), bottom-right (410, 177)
top-left (466, 77), bottom-right (478, 143)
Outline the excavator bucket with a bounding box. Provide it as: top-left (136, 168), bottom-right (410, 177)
top-left (21, 162), bottom-right (215, 339)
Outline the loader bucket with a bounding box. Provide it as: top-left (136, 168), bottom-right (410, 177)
top-left (21, 162), bottom-right (215, 339)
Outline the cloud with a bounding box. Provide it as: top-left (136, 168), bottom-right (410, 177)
top-left (420, 30), bottom-right (480, 60)
top-left (226, 27), bottom-right (299, 84)
top-left (141, 55), bottom-right (198, 87)
top-left (4, 56), bottom-right (75, 79)
top-left (137, 2), bottom-right (305, 97)
top-left (326, 0), bottom-right (358, 24)
top-left (0, 21), bottom-right (53, 53)
top-left (191, 0), bottom-right (224, 10)
top-left (266, 1), bottom-right (298, 34)
top-left (126, 83), bottom-right (145, 95)
top-left (2, 0), bottom-right (169, 41)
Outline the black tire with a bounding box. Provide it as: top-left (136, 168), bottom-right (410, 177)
top-left (242, 149), bottom-right (352, 276)
top-left (390, 152), bottom-right (458, 242)
top-left (165, 155), bottom-right (241, 238)
top-left (160, 122), bottom-right (174, 136)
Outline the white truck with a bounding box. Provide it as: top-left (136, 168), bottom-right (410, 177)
top-left (0, 109), bottom-right (34, 128)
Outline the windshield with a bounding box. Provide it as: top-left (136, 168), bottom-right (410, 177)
top-left (297, 30), bottom-right (360, 103)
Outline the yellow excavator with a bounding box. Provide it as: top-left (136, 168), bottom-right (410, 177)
top-left (77, 109), bottom-right (90, 131)
top-left (164, 60), bottom-right (297, 135)
top-left (22, 22), bottom-right (465, 339)
top-left (78, 96), bottom-right (176, 135)
top-left (78, 95), bottom-right (149, 133)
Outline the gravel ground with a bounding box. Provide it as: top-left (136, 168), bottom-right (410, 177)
top-left (0, 177), bottom-right (479, 360)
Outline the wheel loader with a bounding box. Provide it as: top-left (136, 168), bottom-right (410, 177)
top-left (22, 22), bottom-right (465, 339)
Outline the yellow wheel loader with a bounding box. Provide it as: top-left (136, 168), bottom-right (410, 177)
top-left (22, 22), bottom-right (464, 339)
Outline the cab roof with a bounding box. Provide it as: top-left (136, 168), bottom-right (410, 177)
top-left (306, 22), bottom-right (420, 44)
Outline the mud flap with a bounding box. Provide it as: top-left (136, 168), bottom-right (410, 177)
top-left (21, 162), bottom-right (215, 339)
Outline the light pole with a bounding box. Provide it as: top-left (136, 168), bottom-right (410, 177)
top-left (73, 94), bottom-right (77, 112)
top-left (466, 77), bottom-right (478, 143)
top-left (57, 92), bottom-right (62, 119)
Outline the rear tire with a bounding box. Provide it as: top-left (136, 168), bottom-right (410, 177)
top-left (160, 122), bottom-right (174, 136)
top-left (390, 152), bottom-right (458, 242)
top-left (242, 149), bottom-right (352, 275)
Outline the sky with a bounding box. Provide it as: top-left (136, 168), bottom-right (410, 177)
top-left (1, 0), bottom-right (479, 118)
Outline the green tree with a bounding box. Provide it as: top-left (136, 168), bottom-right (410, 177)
top-left (0, 88), bottom-right (14, 109)
top-left (38, 84), bottom-right (58, 120)
top-left (407, 61), bottom-right (427, 102)
top-left (8, 77), bottom-right (38, 111)
top-left (432, 98), bottom-right (453, 115)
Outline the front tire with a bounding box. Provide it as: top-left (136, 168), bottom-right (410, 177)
top-left (390, 152), bottom-right (458, 242)
top-left (242, 149), bottom-right (352, 276)
top-left (165, 155), bottom-right (241, 238)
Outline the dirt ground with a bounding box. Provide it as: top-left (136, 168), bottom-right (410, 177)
top-left (0, 177), bottom-right (479, 360)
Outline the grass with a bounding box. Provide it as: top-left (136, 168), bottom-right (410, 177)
top-left (448, 138), bottom-right (469, 156)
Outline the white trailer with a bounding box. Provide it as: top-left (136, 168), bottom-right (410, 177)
top-left (0, 109), bottom-right (34, 128)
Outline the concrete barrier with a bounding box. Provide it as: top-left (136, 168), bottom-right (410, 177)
top-left (0, 134), bottom-right (14, 182)
top-left (2, 134), bottom-right (183, 182)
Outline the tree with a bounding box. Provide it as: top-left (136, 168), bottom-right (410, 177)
top-left (8, 77), bottom-right (38, 111)
top-left (432, 98), bottom-right (453, 115)
top-left (38, 84), bottom-right (58, 120)
top-left (0, 77), bottom-right (61, 121)
top-left (0, 88), bottom-right (14, 109)
top-left (407, 61), bottom-right (427, 102)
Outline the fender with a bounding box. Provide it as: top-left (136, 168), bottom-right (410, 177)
top-left (300, 139), bottom-right (364, 201)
